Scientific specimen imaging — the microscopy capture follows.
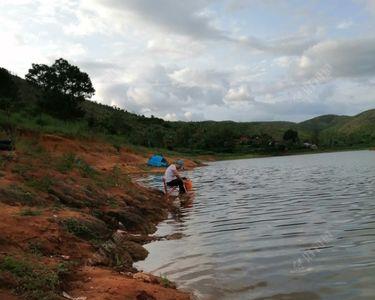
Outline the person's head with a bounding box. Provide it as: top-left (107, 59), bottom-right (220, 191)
top-left (175, 159), bottom-right (184, 170)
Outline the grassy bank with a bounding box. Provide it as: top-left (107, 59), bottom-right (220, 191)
top-left (0, 132), bottom-right (195, 300)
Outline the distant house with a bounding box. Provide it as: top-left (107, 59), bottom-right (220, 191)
top-left (147, 155), bottom-right (168, 167)
top-left (238, 135), bottom-right (252, 145)
top-left (303, 142), bottom-right (318, 150)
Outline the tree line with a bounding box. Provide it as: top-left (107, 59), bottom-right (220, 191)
top-left (0, 58), bottom-right (323, 153)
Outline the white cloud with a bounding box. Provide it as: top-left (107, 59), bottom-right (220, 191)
top-left (337, 20), bottom-right (354, 30)
top-left (224, 84), bottom-right (254, 104)
top-left (0, 0), bottom-right (374, 122)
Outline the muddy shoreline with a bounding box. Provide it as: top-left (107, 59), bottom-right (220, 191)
top-left (0, 132), bottom-right (203, 300)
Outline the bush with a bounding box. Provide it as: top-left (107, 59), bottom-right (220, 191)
top-left (25, 176), bottom-right (54, 192)
top-left (56, 153), bottom-right (76, 173)
top-left (0, 256), bottom-right (60, 300)
top-left (62, 218), bottom-right (96, 240)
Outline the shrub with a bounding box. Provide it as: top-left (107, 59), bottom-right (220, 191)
top-left (0, 256), bottom-right (60, 300)
top-left (62, 218), bottom-right (96, 240)
top-left (75, 158), bottom-right (97, 178)
top-left (25, 176), bottom-right (54, 192)
top-left (56, 153), bottom-right (76, 173)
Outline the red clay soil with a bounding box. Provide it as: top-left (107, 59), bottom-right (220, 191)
top-left (0, 132), bottom-right (197, 300)
top-left (0, 290), bottom-right (20, 300)
top-left (39, 133), bottom-right (203, 174)
top-left (69, 266), bottom-right (190, 300)
top-left (0, 203), bottom-right (95, 260)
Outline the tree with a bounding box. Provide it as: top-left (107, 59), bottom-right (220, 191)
top-left (0, 68), bottom-right (18, 114)
top-left (25, 58), bottom-right (95, 119)
top-left (0, 68), bottom-right (19, 142)
top-left (283, 129), bottom-right (299, 143)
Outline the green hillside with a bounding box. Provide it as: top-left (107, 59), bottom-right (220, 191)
top-left (298, 114), bottom-right (351, 132)
top-left (317, 109), bottom-right (375, 147)
top-left (1, 64), bottom-right (374, 155)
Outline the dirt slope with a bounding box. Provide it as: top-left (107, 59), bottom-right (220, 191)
top-left (0, 132), bottom-right (196, 300)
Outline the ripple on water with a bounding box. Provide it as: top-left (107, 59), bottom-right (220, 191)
top-left (136, 151), bottom-right (375, 300)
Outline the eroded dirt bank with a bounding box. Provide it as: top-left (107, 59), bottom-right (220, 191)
top-left (0, 132), bottom-right (201, 300)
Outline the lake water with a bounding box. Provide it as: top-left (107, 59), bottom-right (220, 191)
top-left (136, 151), bottom-right (375, 300)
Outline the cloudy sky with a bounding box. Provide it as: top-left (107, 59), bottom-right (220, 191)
top-left (1, 0), bottom-right (375, 121)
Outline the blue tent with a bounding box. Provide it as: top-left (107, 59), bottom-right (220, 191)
top-left (147, 154), bottom-right (168, 167)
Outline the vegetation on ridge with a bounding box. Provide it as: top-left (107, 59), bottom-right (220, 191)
top-left (1, 59), bottom-right (374, 155)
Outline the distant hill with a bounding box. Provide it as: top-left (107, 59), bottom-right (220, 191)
top-left (316, 109), bottom-right (375, 147)
top-left (298, 114), bottom-right (351, 132)
top-left (1, 66), bottom-right (374, 153)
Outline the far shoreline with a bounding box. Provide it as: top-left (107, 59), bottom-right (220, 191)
top-left (211, 147), bottom-right (374, 162)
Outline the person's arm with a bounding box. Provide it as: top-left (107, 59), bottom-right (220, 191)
top-left (172, 168), bottom-right (182, 180)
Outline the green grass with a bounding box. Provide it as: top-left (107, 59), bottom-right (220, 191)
top-left (0, 256), bottom-right (61, 300)
top-left (56, 153), bottom-right (76, 173)
top-left (28, 241), bottom-right (44, 256)
top-left (2, 184), bottom-right (38, 205)
top-left (56, 153), bottom-right (98, 178)
top-left (75, 158), bottom-right (97, 178)
top-left (0, 112), bottom-right (93, 139)
top-left (160, 274), bottom-right (172, 288)
top-left (62, 218), bottom-right (97, 240)
top-left (19, 208), bottom-right (43, 216)
top-left (106, 197), bottom-right (119, 208)
top-left (11, 163), bottom-right (34, 176)
top-left (15, 138), bottom-right (47, 158)
top-left (25, 176), bottom-right (54, 192)
top-left (96, 164), bottom-right (130, 188)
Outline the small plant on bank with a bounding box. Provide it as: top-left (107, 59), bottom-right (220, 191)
top-left (75, 158), bottom-right (97, 178)
top-left (56, 153), bottom-right (98, 178)
top-left (107, 197), bottom-right (119, 208)
top-left (160, 274), bottom-right (171, 288)
top-left (19, 208), bottom-right (43, 216)
top-left (25, 176), bottom-right (54, 192)
top-left (28, 241), bottom-right (44, 256)
top-left (56, 152), bottom-right (76, 173)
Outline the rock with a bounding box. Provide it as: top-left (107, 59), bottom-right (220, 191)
top-left (91, 239), bottom-right (133, 269)
top-left (91, 229), bottom-right (149, 271)
top-left (133, 272), bottom-right (152, 283)
top-left (104, 210), bottom-right (155, 234)
top-left (121, 241), bottom-right (148, 261)
top-left (165, 233), bottom-right (184, 240)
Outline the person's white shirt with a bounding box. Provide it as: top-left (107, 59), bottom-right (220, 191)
top-left (165, 164), bottom-right (177, 183)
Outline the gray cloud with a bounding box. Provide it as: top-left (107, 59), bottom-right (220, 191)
top-left (295, 37), bottom-right (375, 78)
top-left (87, 0), bottom-right (317, 56)
top-left (91, 0), bottom-right (229, 41)
top-left (1, 0), bottom-right (374, 123)
top-left (240, 35), bottom-right (318, 56)
top-left (98, 65), bottom-right (228, 118)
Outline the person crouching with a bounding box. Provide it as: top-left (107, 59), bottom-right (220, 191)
top-left (164, 159), bottom-right (186, 194)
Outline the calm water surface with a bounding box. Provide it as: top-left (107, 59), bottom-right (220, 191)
top-left (136, 151), bottom-right (375, 300)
